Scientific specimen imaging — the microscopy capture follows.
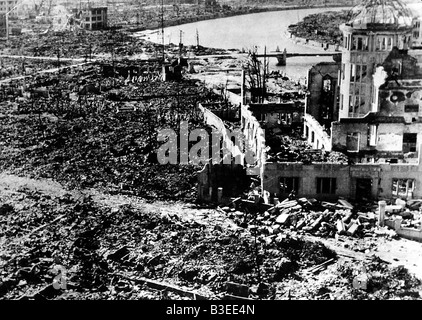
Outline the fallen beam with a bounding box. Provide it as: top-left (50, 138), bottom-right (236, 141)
top-left (305, 258), bottom-right (336, 274)
top-left (114, 273), bottom-right (210, 300)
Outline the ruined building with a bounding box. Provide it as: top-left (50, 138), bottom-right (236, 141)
top-left (0, 0), bottom-right (18, 18)
top-left (197, 0), bottom-right (422, 203)
top-left (0, 0), bottom-right (18, 38)
top-left (72, 6), bottom-right (108, 30)
top-left (412, 16), bottom-right (422, 49)
top-left (266, 0), bottom-right (422, 201)
top-left (331, 0), bottom-right (421, 163)
top-left (0, 13), bottom-right (6, 38)
top-left (297, 0), bottom-right (422, 200)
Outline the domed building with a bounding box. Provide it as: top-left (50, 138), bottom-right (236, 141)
top-left (297, 0), bottom-right (422, 200)
top-left (338, 0), bottom-right (414, 120)
top-left (347, 0), bottom-right (413, 29)
top-left (255, 0), bottom-right (422, 221)
top-left (325, 0), bottom-right (422, 170)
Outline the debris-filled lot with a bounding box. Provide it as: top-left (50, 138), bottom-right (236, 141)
top-left (288, 10), bottom-right (352, 44)
top-left (0, 20), bottom-right (422, 301)
top-left (0, 175), bottom-right (421, 300)
top-left (0, 60), bottom-right (221, 202)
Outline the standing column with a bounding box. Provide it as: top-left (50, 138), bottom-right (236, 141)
top-left (378, 200), bottom-right (386, 227)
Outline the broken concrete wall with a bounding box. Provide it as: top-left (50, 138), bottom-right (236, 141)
top-left (377, 161), bottom-right (422, 200)
top-left (241, 104), bottom-right (267, 178)
top-left (226, 89), bottom-right (242, 106)
top-left (248, 102), bottom-right (302, 128)
top-left (331, 121), bottom-right (368, 153)
top-left (197, 161), bottom-right (249, 202)
top-left (263, 162), bottom-right (351, 200)
top-left (212, 88), bottom-right (242, 107)
top-left (200, 102), bottom-right (239, 122)
top-left (209, 108), bottom-right (239, 122)
top-left (263, 147), bottom-right (422, 200)
top-left (306, 62), bottom-right (340, 125)
top-left (377, 124), bottom-right (405, 152)
top-left (199, 103), bottom-right (244, 164)
top-left (332, 120), bottom-right (422, 159)
top-left (0, 13), bottom-right (7, 38)
top-left (385, 218), bottom-right (422, 242)
top-left (304, 114), bottom-right (332, 151)
top-left (378, 80), bottom-right (422, 122)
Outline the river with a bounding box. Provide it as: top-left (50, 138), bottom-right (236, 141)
top-left (136, 7), bottom-right (350, 80)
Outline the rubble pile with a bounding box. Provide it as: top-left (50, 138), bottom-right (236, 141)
top-left (225, 193), bottom-right (422, 246)
top-left (0, 188), bottom-right (338, 299)
top-left (0, 58), bottom-right (73, 80)
top-left (333, 258), bottom-right (422, 300)
top-left (266, 133), bottom-right (349, 164)
top-left (1, 186), bottom-right (420, 300)
top-left (192, 45), bottom-right (231, 56)
top-left (275, 256), bottom-right (421, 300)
top-left (0, 189), bottom-right (196, 300)
top-left (227, 198), bottom-right (395, 241)
top-left (0, 61), bottom-right (221, 202)
top-left (1, 30), bottom-right (155, 59)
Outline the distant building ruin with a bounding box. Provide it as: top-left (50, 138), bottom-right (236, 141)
top-left (0, 13), bottom-right (6, 38)
top-left (0, 0), bottom-right (18, 18)
top-left (72, 6), bottom-right (108, 30)
top-left (412, 16), bottom-right (422, 49)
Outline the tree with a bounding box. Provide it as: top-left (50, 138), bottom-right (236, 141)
top-left (32, 0), bottom-right (45, 16)
top-left (46, 0), bottom-right (55, 16)
top-left (244, 46), bottom-right (269, 103)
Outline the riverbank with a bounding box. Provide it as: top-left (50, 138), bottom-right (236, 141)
top-left (287, 10), bottom-right (351, 48)
top-left (127, 4), bottom-right (353, 33)
top-left (286, 31), bottom-right (342, 53)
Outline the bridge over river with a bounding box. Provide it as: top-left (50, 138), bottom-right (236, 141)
top-left (188, 49), bottom-right (341, 66)
top-left (255, 49), bottom-right (342, 66)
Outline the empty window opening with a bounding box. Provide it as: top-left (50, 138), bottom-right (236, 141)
top-left (368, 125), bottom-right (377, 146)
top-left (405, 104), bottom-right (419, 112)
top-left (317, 178), bottom-right (337, 194)
top-left (347, 132), bottom-right (360, 152)
top-left (279, 177), bottom-right (299, 194)
top-left (403, 133), bottom-right (417, 153)
top-left (323, 78), bottom-right (332, 92)
top-left (392, 179), bottom-right (415, 198)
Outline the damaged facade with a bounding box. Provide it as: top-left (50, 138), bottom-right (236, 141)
top-left (332, 0), bottom-right (421, 163)
top-left (72, 6), bottom-right (108, 30)
top-left (199, 0), bottom-right (422, 205)
top-left (412, 16), bottom-right (422, 49)
top-left (0, 13), bottom-right (6, 38)
top-left (297, 0), bottom-right (422, 200)
top-left (0, 0), bottom-right (18, 18)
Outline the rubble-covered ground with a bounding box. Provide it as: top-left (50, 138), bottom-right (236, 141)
top-left (0, 174), bottom-right (421, 300)
top-left (0, 60), bottom-right (222, 202)
top-left (266, 130), bottom-right (350, 164)
top-left (288, 10), bottom-right (352, 45)
top-left (0, 29), bottom-right (421, 300)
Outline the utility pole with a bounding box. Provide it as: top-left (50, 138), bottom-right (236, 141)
top-left (57, 48), bottom-right (61, 72)
top-left (4, 0), bottom-right (21, 41)
top-left (161, 0), bottom-right (165, 62)
top-left (263, 46), bottom-right (267, 103)
top-left (196, 28), bottom-right (199, 48)
top-left (179, 29), bottom-right (183, 57)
